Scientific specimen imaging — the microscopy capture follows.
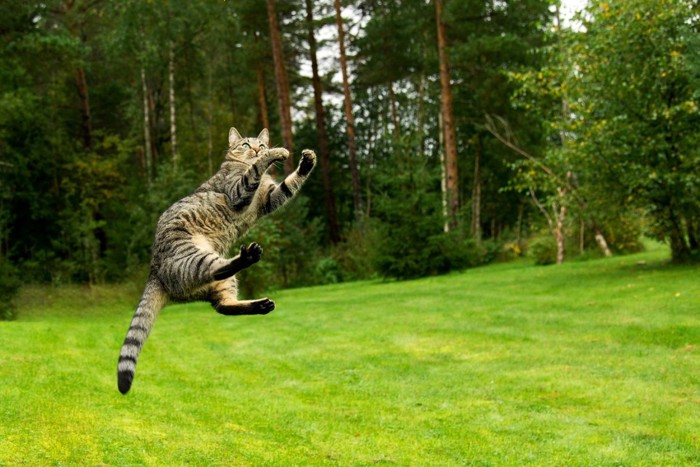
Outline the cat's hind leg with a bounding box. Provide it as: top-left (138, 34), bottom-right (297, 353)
top-left (217, 299), bottom-right (275, 316)
top-left (159, 241), bottom-right (261, 299)
top-left (209, 276), bottom-right (275, 316)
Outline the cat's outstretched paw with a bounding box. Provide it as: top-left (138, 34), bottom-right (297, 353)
top-left (299, 149), bottom-right (317, 176)
top-left (269, 148), bottom-right (290, 163)
top-left (240, 242), bottom-right (263, 266)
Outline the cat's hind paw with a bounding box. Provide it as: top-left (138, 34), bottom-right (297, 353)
top-left (215, 298), bottom-right (275, 316)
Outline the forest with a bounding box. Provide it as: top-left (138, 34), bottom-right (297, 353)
top-left (1, 0), bottom-right (699, 315)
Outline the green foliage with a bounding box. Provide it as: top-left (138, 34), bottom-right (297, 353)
top-left (528, 234), bottom-right (557, 265)
top-left (368, 147), bottom-right (445, 279)
top-left (313, 256), bottom-right (343, 285)
top-left (326, 225), bottom-right (377, 282)
top-left (0, 256), bottom-right (20, 320)
top-left (429, 229), bottom-right (500, 271)
top-left (1, 0), bottom-right (698, 291)
top-left (569, 0), bottom-right (700, 261)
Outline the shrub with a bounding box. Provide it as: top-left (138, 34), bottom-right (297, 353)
top-left (314, 257), bottom-right (343, 285)
top-left (429, 232), bottom-right (501, 272)
top-left (328, 225), bottom-right (376, 282)
top-left (529, 235), bottom-right (557, 265)
top-left (0, 256), bottom-right (20, 320)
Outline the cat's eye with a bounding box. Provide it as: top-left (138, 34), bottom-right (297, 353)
top-left (242, 143), bottom-right (251, 149)
top-left (259, 144), bottom-right (266, 150)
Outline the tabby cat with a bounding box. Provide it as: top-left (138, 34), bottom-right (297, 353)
top-left (117, 127), bottom-right (316, 394)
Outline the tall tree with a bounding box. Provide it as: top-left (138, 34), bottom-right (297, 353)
top-left (267, 0), bottom-right (294, 174)
top-left (141, 68), bottom-right (153, 183)
top-left (305, 0), bottom-right (341, 243)
top-left (168, 39), bottom-right (179, 168)
top-left (334, 0), bottom-right (362, 222)
top-left (435, 0), bottom-right (459, 231)
top-left (571, 0), bottom-right (700, 262)
top-left (255, 32), bottom-right (271, 131)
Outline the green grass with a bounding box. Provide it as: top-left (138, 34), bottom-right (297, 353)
top-left (2, 243), bottom-right (700, 465)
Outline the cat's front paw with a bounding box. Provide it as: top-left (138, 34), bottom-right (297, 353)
top-left (298, 149), bottom-right (317, 176)
top-left (239, 242), bottom-right (263, 266)
top-left (268, 148), bottom-right (290, 163)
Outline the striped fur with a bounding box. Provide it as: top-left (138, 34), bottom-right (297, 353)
top-left (117, 128), bottom-right (316, 394)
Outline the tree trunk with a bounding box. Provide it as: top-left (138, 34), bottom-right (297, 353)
top-left (417, 69), bottom-right (426, 156)
top-left (472, 134), bottom-right (482, 241)
top-left (141, 68), bottom-right (153, 184)
top-left (366, 99), bottom-right (378, 220)
top-left (435, 0), bottom-right (459, 231)
top-left (267, 0), bottom-right (294, 174)
top-left (206, 61), bottom-right (214, 175)
top-left (529, 187), bottom-right (566, 264)
top-left (169, 40), bottom-right (179, 169)
top-left (75, 66), bottom-right (93, 152)
top-left (388, 80), bottom-right (400, 142)
top-left (334, 0), bottom-right (362, 222)
top-left (60, 0), bottom-right (92, 153)
top-left (516, 202), bottom-right (524, 253)
top-left (305, 0), bottom-right (341, 244)
top-left (594, 228), bottom-right (612, 257)
top-left (255, 31), bottom-right (271, 131)
top-left (256, 64), bottom-right (270, 131)
top-left (668, 207), bottom-right (691, 262)
top-left (438, 113), bottom-right (449, 233)
top-left (555, 204), bottom-right (566, 264)
top-left (183, 42), bottom-right (200, 162)
top-left (687, 217), bottom-right (699, 250)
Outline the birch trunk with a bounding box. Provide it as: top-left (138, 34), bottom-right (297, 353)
top-left (435, 0), bottom-right (459, 231)
top-left (595, 229), bottom-right (613, 257)
top-left (555, 202), bottom-right (566, 264)
top-left (438, 113), bottom-right (449, 233)
top-left (169, 40), bottom-right (179, 169)
top-left (388, 80), bottom-right (400, 142)
top-left (141, 68), bottom-right (153, 184)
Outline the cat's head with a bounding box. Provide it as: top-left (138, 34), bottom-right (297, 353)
top-left (227, 127), bottom-right (270, 160)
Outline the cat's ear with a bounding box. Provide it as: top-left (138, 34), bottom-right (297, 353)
top-left (228, 127), bottom-right (243, 147)
top-left (257, 128), bottom-right (270, 146)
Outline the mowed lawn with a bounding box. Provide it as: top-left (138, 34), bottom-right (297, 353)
top-left (1, 244), bottom-right (699, 465)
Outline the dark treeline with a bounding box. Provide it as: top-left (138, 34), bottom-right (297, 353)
top-left (1, 0), bottom-right (699, 307)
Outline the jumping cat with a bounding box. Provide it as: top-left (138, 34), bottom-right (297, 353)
top-left (117, 127), bottom-right (316, 394)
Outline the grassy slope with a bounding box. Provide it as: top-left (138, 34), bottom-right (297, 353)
top-left (1, 244), bottom-right (699, 465)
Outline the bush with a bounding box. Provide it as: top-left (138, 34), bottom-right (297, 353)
top-left (529, 235), bottom-right (557, 265)
top-left (0, 256), bottom-right (20, 320)
top-left (429, 232), bottom-right (501, 272)
top-left (314, 257), bottom-right (343, 285)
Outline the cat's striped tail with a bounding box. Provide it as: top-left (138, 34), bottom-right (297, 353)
top-left (117, 277), bottom-right (167, 394)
